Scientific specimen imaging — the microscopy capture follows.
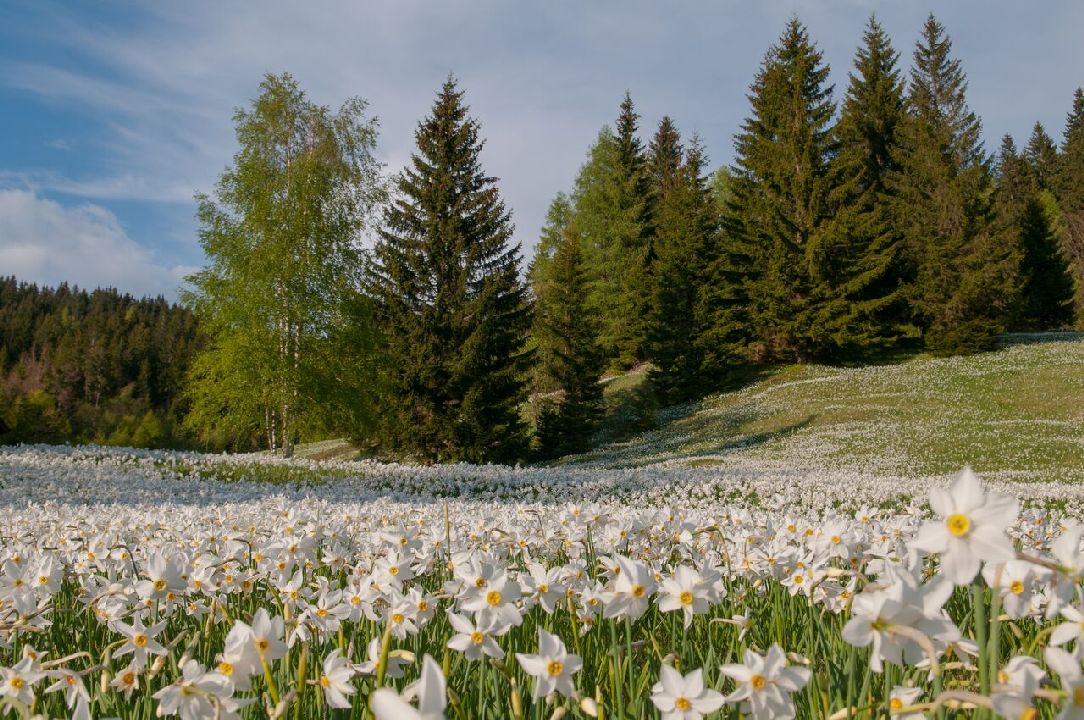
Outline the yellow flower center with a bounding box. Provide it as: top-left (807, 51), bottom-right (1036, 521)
top-left (675, 696), bottom-right (691, 710)
top-left (389, 566), bottom-right (399, 576)
top-left (486, 590), bottom-right (503, 606)
top-left (320, 675), bottom-right (330, 688)
top-left (538, 584), bottom-right (548, 594)
top-left (134, 634), bottom-right (148, 647)
top-left (1020, 709), bottom-right (1038, 720)
top-left (680, 591), bottom-right (694, 606)
top-left (751, 674), bottom-right (766, 690)
top-left (631, 584), bottom-right (646, 598)
top-left (218, 662), bottom-right (233, 676)
top-left (122, 672), bottom-right (136, 685)
top-left (889, 697), bottom-right (903, 710)
top-left (470, 630), bottom-right (484, 645)
top-left (475, 577), bottom-right (487, 588)
top-left (257, 639), bottom-right (269, 653)
top-left (547, 660), bottom-right (564, 677)
top-left (38, 576), bottom-right (48, 585)
top-left (391, 612), bottom-right (404, 625)
top-left (946, 514), bottom-right (971, 537)
top-left (831, 536), bottom-right (841, 545)
top-left (153, 579), bottom-right (167, 591)
top-left (417, 601), bottom-right (429, 612)
top-left (317, 608), bottom-right (328, 618)
top-left (1010, 580), bottom-right (1025, 594)
top-left (10, 676), bottom-right (24, 689)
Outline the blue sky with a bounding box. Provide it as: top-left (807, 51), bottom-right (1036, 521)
top-left (2, 1), bottom-right (1083, 301)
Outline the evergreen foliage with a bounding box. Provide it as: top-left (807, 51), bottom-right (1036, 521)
top-left (571, 97), bottom-right (654, 368)
top-left (184, 73), bottom-right (384, 454)
top-left (1025, 122), bottom-right (1059, 191)
top-left (814, 16), bottom-right (913, 357)
top-left (645, 123), bottom-right (723, 402)
top-left (0, 278), bottom-right (201, 447)
top-left (1057, 88), bottom-right (1084, 214)
top-left (368, 78), bottom-right (531, 464)
top-left (530, 230), bottom-right (603, 458)
top-left (890, 15), bottom-right (1018, 355)
top-left (995, 136), bottom-right (1076, 330)
top-left (725, 18), bottom-right (838, 362)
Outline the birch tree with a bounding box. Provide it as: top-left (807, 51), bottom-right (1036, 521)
top-left (183, 73), bottom-right (384, 454)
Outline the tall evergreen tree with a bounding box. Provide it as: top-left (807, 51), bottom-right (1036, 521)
top-left (1025, 121), bottom-right (1059, 191)
top-left (1057, 88), bottom-right (1084, 214)
top-left (890, 15), bottom-right (1018, 354)
top-left (530, 230), bottom-right (603, 458)
top-left (646, 124), bottom-right (721, 402)
top-left (368, 78), bottom-right (531, 463)
top-left (814, 15), bottom-right (912, 357)
top-left (726, 18), bottom-right (838, 362)
top-left (569, 126), bottom-right (650, 367)
top-left (184, 73), bottom-right (384, 455)
top-left (996, 135), bottom-right (1076, 329)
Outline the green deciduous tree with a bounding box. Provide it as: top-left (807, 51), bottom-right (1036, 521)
top-left (183, 73), bottom-right (384, 454)
top-left (368, 78), bottom-right (531, 464)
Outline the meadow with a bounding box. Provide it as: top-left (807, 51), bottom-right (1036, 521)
top-left (1, 338), bottom-right (1084, 719)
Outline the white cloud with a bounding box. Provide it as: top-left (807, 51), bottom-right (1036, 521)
top-left (0, 189), bottom-right (194, 300)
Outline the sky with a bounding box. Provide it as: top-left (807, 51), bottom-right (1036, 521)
top-left (2, 1), bottom-right (1083, 301)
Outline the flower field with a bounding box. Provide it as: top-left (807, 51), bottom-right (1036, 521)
top-left (2, 445), bottom-right (1084, 718)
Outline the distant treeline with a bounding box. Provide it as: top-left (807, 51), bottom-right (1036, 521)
top-left (0, 278), bottom-right (202, 448)
top-left (3, 14), bottom-right (1084, 461)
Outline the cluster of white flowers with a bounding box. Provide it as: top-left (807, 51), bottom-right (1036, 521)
top-left (0, 444), bottom-right (1083, 719)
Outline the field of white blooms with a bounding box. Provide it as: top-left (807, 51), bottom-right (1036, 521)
top-left (2, 443), bottom-right (1084, 719)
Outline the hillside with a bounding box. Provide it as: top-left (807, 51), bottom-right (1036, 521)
top-left (567, 333), bottom-right (1084, 484)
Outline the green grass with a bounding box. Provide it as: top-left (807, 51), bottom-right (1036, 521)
top-left (569, 334), bottom-right (1084, 483)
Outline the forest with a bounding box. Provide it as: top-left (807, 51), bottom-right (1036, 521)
top-left (2, 14), bottom-right (1083, 460)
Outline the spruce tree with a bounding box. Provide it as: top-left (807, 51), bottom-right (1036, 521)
top-left (996, 135), bottom-right (1076, 330)
top-left (570, 127), bottom-right (650, 367)
top-left (1057, 88), bottom-right (1084, 214)
top-left (530, 230), bottom-right (603, 458)
top-left (726, 18), bottom-right (837, 362)
top-left (813, 16), bottom-right (912, 357)
top-left (890, 15), bottom-right (1018, 354)
top-left (368, 78), bottom-right (531, 463)
top-left (646, 124), bottom-right (721, 402)
top-left (1025, 122), bottom-right (1059, 191)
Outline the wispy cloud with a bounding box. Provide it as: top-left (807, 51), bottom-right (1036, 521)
top-left (0, 189), bottom-right (194, 300)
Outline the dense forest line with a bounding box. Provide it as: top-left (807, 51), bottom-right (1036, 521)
top-left (3, 13), bottom-right (1083, 460)
top-left (0, 278), bottom-right (202, 447)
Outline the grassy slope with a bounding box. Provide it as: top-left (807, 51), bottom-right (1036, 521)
top-left (567, 334), bottom-right (1084, 483)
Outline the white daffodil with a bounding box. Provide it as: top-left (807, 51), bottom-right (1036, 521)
top-left (0, 655), bottom-right (45, 705)
top-left (1044, 646), bottom-right (1084, 720)
top-left (887, 685), bottom-right (923, 718)
top-left (446, 610), bottom-right (505, 661)
top-left (1052, 606), bottom-right (1084, 648)
top-left (910, 467), bottom-right (1018, 585)
top-left (371, 654), bottom-right (446, 720)
top-left (721, 645), bottom-right (810, 720)
top-left (153, 659), bottom-right (239, 720)
top-left (515, 628), bottom-right (582, 699)
top-left (112, 613), bottom-right (168, 667)
top-left (108, 659), bottom-right (143, 698)
top-left (318, 649), bottom-right (357, 709)
top-left (651, 665), bottom-right (724, 720)
top-left (657, 566), bottom-right (711, 629)
top-left (602, 554), bottom-right (656, 620)
top-left (991, 655), bottom-right (1045, 720)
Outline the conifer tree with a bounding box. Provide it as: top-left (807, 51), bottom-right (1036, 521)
top-left (368, 79), bottom-right (531, 463)
top-left (530, 230), bottom-right (603, 458)
top-left (996, 135), bottom-right (1076, 329)
top-left (1026, 121), bottom-right (1059, 191)
top-left (890, 15), bottom-right (1018, 354)
top-left (646, 124), bottom-right (721, 402)
top-left (813, 16), bottom-right (912, 357)
top-left (1057, 88), bottom-right (1084, 214)
top-left (570, 126), bottom-right (650, 367)
top-left (726, 18), bottom-right (837, 362)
